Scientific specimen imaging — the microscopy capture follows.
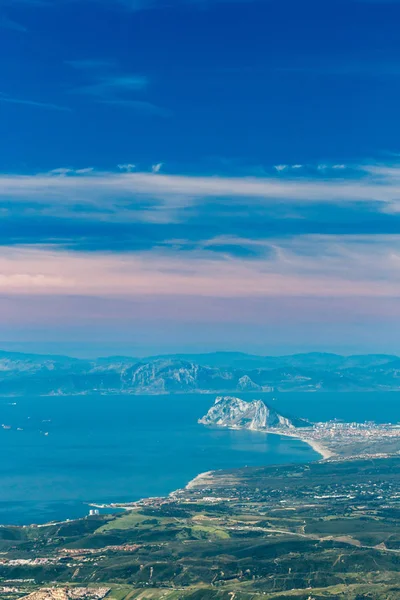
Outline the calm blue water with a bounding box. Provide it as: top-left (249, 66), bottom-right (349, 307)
top-left (259, 392), bottom-right (400, 424)
top-left (0, 392), bottom-right (398, 525)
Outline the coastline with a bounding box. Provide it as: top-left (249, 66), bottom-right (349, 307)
top-left (54, 432), bottom-right (337, 523)
top-left (262, 429), bottom-right (336, 460)
top-left (301, 437), bottom-right (335, 460)
top-left (205, 423), bottom-right (336, 462)
top-left (185, 470), bottom-right (215, 489)
top-left (91, 431), bottom-right (334, 511)
top-left (91, 432), bottom-right (330, 514)
top-left (2, 422), bottom-right (333, 528)
top-left (3, 392), bottom-right (399, 529)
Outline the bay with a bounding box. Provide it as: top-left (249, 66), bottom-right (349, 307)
top-left (0, 393), bottom-right (316, 525)
top-left (0, 392), bottom-right (398, 525)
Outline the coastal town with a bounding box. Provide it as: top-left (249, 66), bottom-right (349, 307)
top-left (0, 397), bottom-right (399, 600)
top-left (14, 589), bottom-right (110, 600)
top-left (267, 419), bottom-right (400, 460)
top-left (88, 402), bottom-right (400, 516)
top-left (0, 456), bottom-right (400, 600)
top-left (199, 396), bottom-right (400, 461)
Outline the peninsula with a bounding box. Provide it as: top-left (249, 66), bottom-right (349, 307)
top-left (199, 396), bottom-right (400, 460)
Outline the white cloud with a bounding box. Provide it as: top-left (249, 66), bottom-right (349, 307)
top-left (75, 167), bottom-right (94, 174)
top-left (49, 168), bottom-right (73, 176)
top-left (2, 162), bottom-right (400, 223)
top-left (66, 62), bottom-right (170, 115)
top-left (49, 167), bottom-right (93, 176)
top-left (72, 75), bottom-right (148, 97)
top-left (118, 164), bottom-right (136, 172)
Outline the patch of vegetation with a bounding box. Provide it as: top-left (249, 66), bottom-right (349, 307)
top-left (2, 457), bottom-right (400, 600)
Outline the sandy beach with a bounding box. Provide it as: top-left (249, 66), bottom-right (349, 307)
top-left (301, 437), bottom-right (336, 460)
top-left (185, 471), bottom-right (215, 489)
top-left (262, 429), bottom-right (336, 460)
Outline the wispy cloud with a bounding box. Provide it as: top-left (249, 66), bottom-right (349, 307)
top-left (0, 93), bottom-right (72, 112)
top-left (118, 164), bottom-right (136, 172)
top-left (48, 167), bottom-right (94, 175)
top-left (273, 164), bottom-right (348, 173)
top-left (2, 162), bottom-right (400, 310)
top-left (0, 15), bottom-right (26, 31)
top-left (67, 58), bottom-right (148, 97)
top-left (66, 60), bottom-right (169, 115)
top-left (72, 75), bottom-right (148, 98)
top-left (1, 161), bottom-right (400, 224)
top-left (2, 161), bottom-right (400, 267)
top-left (1, 235), bottom-right (400, 299)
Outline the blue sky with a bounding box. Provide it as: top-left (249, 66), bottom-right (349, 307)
top-left (1, 0), bottom-right (400, 357)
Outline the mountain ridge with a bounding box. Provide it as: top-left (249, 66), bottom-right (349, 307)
top-left (1, 350), bottom-right (400, 395)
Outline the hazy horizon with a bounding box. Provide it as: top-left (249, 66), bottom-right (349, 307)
top-left (1, 341), bottom-right (400, 360)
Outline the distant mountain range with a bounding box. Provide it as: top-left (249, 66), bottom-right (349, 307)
top-left (1, 350), bottom-right (400, 396)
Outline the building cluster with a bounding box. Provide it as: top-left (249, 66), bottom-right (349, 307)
top-left (59, 544), bottom-right (139, 556)
top-left (312, 421), bottom-right (400, 440)
top-left (21, 588), bottom-right (110, 600)
top-left (179, 474), bottom-right (400, 511)
top-left (0, 559), bottom-right (59, 567)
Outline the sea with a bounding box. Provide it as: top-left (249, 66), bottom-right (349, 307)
top-left (0, 392), bottom-right (399, 526)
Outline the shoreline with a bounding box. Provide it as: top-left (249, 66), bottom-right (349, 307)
top-left (185, 470), bottom-right (215, 490)
top-left (3, 427), bottom-right (334, 528)
top-left (26, 432), bottom-right (331, 525)
top-left (262, 429), bottom-right (336, 460)
top-left (95, 432), bottom-right (334, 505)
top-left (301, 437), bottom-right (335, 459)
top-left (206, 423), bottom-right (336, 461)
